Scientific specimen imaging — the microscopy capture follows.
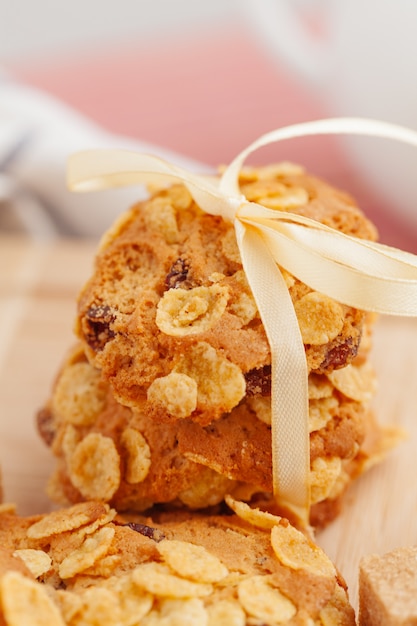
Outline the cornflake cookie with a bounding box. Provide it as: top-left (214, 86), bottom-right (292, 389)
top-left (75, 164), bottom-right (378, 423)
top-left (0, 498), bottom-right (356, 625)
top-left (37, 162), bottom-right (400, 526)
top-left (359, 546), bottom-right (417, 625)
top-left (37, 342), bottom-right (399, 528)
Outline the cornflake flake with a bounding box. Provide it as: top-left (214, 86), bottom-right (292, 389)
top-left (12, 549), bottom-right (52, 578)
top-left (178, 466), bottom-right (236, 508)
top-left (51, 361), bottom-right (107, 426)
top-left (294, 292), bottom-right (344, 345)
top-left (109, 573), bottom-right (153, 624)
top-left (132, 562), bottom-right (213, 598)
top-left (237, 575), bottom-right (296, 623)
top-left (308, 397), bottom-right (338, 433)
top-left (69, 586), bottom-right (122, 626)
top-left (121, 427), bottom-right (152, 483)
top-left (206, 599), bottom-right (246, 626)
top-left (271, 524), bottom-right (336, 578)
top-left (156, 284), bottom-right (229, 336)
top-left (0, 570), bottom-right (66, 625)
top-left (175, 342), bottom-right (246, 414)
top-left (310, 456), bottom-right (342, 504)
top-left (141, 597), bottom-right (208, 626)
top-left (157, 539), bottom-right (228, 583)
top-left (327, 362), bottom-right (376, 403)
top-left (241, 177), bottom-right (308, 210)
top-left (142, 196), bottom-right (180, 244)
top-left (68, 505), bottom-right (117, 543)
top-left (308, 373), bottom-right (334, 400)
top-left (68, 432), bottom-right (121, 500)
top-left (225, 495), bottom-right (282, 530)
top-left (59, 525), bottom-right (115, 579)
top-left (27, 502), bottom-right (109, 539)
top-left (147, 372), bottom-right (197, 419)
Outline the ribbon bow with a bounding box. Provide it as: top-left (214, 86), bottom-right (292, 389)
top-left (68, 118), bottom-right (417, 526)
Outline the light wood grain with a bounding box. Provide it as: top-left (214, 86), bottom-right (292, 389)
top-left (0, 234), bottom-right (416, 614)
top-left (0, 235), bottom-right (96, 514)
top-left (318, 315), bottom-right (417, 610)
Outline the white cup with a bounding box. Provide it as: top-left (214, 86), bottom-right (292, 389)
top-left (242, 0), bottom-right (417, 234)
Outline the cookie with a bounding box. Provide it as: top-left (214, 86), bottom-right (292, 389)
top-left (75, 163), bottom-right (378, 424)
top-left (359, 546), bottom-right (417, 625)
top-left (0, 497), bottom-right (356, 625)
top-left (37, 342), bottom-right (398, 528)
top-left (36, 162), bottom-right (400, 527)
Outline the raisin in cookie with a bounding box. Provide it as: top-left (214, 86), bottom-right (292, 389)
top-left (75, 163), bottom-right (378, 425)
top-left (37, 342), bottom-right (398, 528)
top-left (0, 498), bottom-right (355, 625)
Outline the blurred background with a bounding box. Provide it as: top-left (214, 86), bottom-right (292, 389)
top-left (1, 0), bottom-right (416, 249)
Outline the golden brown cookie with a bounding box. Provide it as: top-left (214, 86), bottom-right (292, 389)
top-left (0, 498), bottom-right (356, 625)
top-left (35, 162), bottom-right (400, 529)
top-left (37, 342), bottom-right (397, 528)
top-left (75, 164), bottom-right (378, 424)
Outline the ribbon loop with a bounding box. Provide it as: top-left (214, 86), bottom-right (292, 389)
top-left (68, 149), bottom-right (244, 223)
top-left (68, 118), bottom-right (417, 527)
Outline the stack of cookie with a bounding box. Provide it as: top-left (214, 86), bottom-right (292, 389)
top-left (38, 163), bottom-right (396, 527)
top-left (0, 127), bottom-right (412, 626)
top-left (0, 161), bottom-right (403, 625)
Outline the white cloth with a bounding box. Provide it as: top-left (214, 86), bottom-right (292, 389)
top-left (0, 73), bottom-right (209, 238)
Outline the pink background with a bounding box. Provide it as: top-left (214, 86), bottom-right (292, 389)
top-left (9, 23), bottom-right (417, 252)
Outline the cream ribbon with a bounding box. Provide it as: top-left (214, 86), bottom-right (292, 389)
top-left (68, 118), bottom-right (417, 526)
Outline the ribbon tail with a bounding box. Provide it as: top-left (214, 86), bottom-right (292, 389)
top-left (248, 219), bottom-right (417, 316)
top-left (234, 220), bottom-right (311, 526)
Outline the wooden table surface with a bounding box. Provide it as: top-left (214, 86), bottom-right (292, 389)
top-left (0, 233), bottom-right (416, 612)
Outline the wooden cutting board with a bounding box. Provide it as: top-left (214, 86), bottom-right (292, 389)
top-left (1, 233), bottom-right (416, 612)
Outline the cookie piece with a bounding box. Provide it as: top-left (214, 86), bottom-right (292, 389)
top-left (359, 546), bottom-right (417, 625)
top-left (75, 163), bottom-right (378, 423)
top-left (0, 498), bottom-right (356, 625)
top-left (37, 342), bottom-right (398, 528)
